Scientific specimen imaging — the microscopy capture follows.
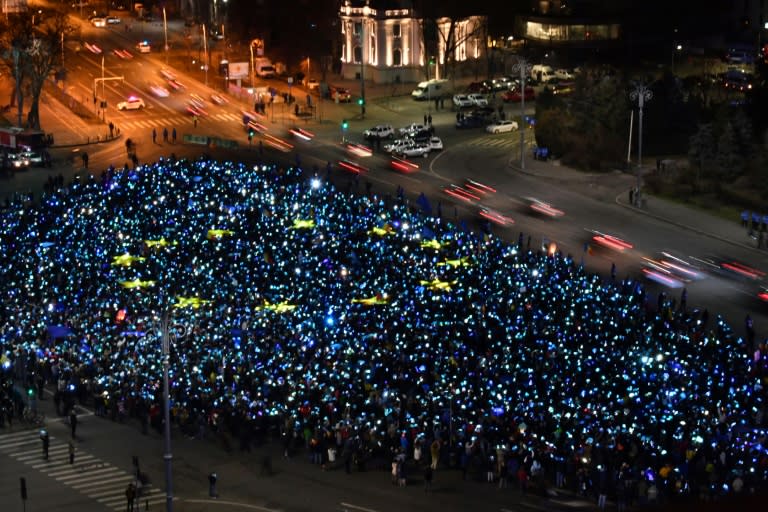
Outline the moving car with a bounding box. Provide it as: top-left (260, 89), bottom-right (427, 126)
top-left (117, 96), bottom-right (145, 111)
top-left (486, 120), bottom-right (519, 133)
top-left (8, 152), bottom-right (30, 170)
top-left (479, 207), bottom-right (514, 226)
top-left (363, 124), bottom-right (394, 140)
top-left (306, 78), bottom-right (320, 91)
top-left (91, 17), bottom-right (107, 28)
top-left (106, 16), bottom-right (121, 24)
top-left (587, 229), bottom-right (634, 252)
top-left (525, 197), bottom-right (564, 218)
top-left (137, 41), bottom-right (151, 53)
top-left (148, 83), bottom-right (170, 98)
top-left (429, 137), bottom-right (443, 151)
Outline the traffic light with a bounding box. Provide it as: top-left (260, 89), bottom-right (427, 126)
top-left (357, 98), bottom-right (364, 106)
top-left (429, 56), bottom-right (435, 65)
top-left (341, 119), bottom-right (348, 130)
top-left (27, 386), bottom-right (34, 397)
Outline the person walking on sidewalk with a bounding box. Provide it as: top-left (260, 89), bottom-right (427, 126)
top-left (152, 128), bottom-right (157, 144)
top-left (163, 128), bottom-right (169, 143)
top-left (172, 127), bottom-right (177, 144)
top-left (68, 440), bottom-right (75, 464)
top-left (208, 472), bottom-right (218, 498)
top-left (41, 430), bottom-right (50, 460)
top-left (125, 482), bottom-right (136, 512)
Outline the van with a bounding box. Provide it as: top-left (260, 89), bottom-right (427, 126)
top-left (411, 79), bottom-right (452, 100)
top-left (530, 64), bottom-right (555, 83)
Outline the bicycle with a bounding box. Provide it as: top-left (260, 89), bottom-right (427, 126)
top-left (22, 408), bottom-right (45, 427)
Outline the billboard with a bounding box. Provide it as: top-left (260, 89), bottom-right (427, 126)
top-left (228, 62), bottom-right (249, 79)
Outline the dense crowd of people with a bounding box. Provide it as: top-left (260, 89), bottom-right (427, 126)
top-left (0, 157), bottom-right (766, 507)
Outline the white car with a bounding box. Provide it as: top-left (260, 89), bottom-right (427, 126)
top-left (159, 69), bottom-right (177, 81)
top-left (364, 124), bottom-right (394, 139)
top-left (91, 17), bottom-right (107, 28)
top-left (555, 68), bottom-right (575, 80)
top-left (429, 136), bottom-right (443, 151)
top-left (398, 123), bottom-right (426, 136)
top-left (149, 83), bottom-right (170, 98)
top-left (106, 16), bottom-right (121, 25)
top-left (117, 96), bottom-right (145, 111)
top-left (306, 78), bottom-right (320, 91)
top-left (453, 94), bottom-right (473, 108)
top-left (399, 143), bottom-right (431, 158)
top-left (467, 93), bottom-right (488, 107)
top-left (384, 139), bottom-right (414, 154)
top-left (136, 41), bottom-right (151, 54)
top-left (486, 120), bottom-right (519, 134)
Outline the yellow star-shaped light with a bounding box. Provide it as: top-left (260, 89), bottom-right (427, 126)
top-left (119, 279), bottom-right (156, 289)
top-left (111, 253), bottom-right (146, 267)
top-left (352, 294), bottom-right (390, 306)
top-left (256, 300), bottom-right (297, 313)
top-left (420, 239), bottom-right (448, 250)
top-left (291, 219), bottom-right (316, 230)
top-left (173, 296), bottom-right (211, 309)
top-left (437, 257), bottom-right (472, 268)
top-left (419, 278), bottom-right (457, 291)
top-left (368, 225), bottom-right (393, 237)
top-left (207, 229), bottom-right (234, 239)
top-left (144, 238), bottom-right (173, 249)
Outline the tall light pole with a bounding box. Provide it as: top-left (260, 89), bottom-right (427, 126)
top-left (163, 7), bottom-right (169, 63)
top-left (360, 4), bottom-right (370, 119)
top-left (511, 58), bottom-right (532, 170)
top-left (629, 83), bottom-right (653, 205)
top-left (202, 24), bottom-right (209, 86)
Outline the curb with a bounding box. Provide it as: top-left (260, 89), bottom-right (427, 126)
top-left (51, 132), bottom-right (124, 150)
top-left (511, 162), bottom-right (763, 254)
top-left (612, 191), bottom-right (763, 254)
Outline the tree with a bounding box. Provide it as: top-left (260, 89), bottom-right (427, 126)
top-left (716, 122), bottom-right (744, 183)
top-left (0, 9), bottom-right (75, 130)
top-left (688, 123), bottom-right (717, 187)
top-left (415, 0), bottom-right (487, 81)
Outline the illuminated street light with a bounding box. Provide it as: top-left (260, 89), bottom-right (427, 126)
top-left (511, 58), bottom-right (532, 170)
top-left (629, 83), bottom-right (653, 206)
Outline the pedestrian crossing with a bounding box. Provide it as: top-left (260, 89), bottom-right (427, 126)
top-left (470, 135), bottom-right (520, 149)
top-left (0, 429), bottom-right (173, 511)
top-left (116, 112), bottom-right (243, 131)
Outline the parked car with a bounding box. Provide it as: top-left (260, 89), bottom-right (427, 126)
top-left (399, 143), bottom-right (431, 158)
top-left (429, 136), bottom-right (443, 151)
top-left (399, 123), bottom-right (427, 136)
top-left (452, 95), bottom-right (474, 108)
top-left (470, 106), bottom-right (495, 119)
top-left (555, 68), bottom-right (575, 80)
top-left (549, 83), bottom-right (574, 96)
top-left (455, 115), bottom-right (487, 129)
top-left (466, 81), bottom-right (490, 93)
top-left (384, 139), bottom-right (414, 154)
top-left (467, 93), bottom-right (488, 107)
top-left (486, 120), bottom-right (518, 133)
top-left (328, 86), bottom-right (351, 102)
top-left (364, 124), bottom-right (394, 140)
top-left (502, 87), bottom-right (536, 103)
top-left (409, 129), bottom-right (432, 143)
top-left (305, 78), bottom-right (320, 91)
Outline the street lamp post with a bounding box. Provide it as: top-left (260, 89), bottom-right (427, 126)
top-left (511, 58), bottom-right (532, 170)
top-left (202, 24), bottom-right (209, 86)
top-left (160, 312), bottom-right (174, 512)
top-left (163, 8), bottom-right (169, 63)
top-left (629, 83), bottom-right (653, 205)
top-left (360, 4), bottom-right (370, 119)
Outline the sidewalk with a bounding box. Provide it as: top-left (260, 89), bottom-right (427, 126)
top-left (512, 157), bottom-right (762, 254)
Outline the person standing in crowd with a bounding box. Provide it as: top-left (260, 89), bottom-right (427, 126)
top-left (430, 438), bottom-right (440, 470)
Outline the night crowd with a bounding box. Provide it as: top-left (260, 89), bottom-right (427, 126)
top-left (0, 157), bottom-right (766, 509)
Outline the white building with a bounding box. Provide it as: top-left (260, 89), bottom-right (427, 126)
top-left (339, 0), bottom-right (486, 84)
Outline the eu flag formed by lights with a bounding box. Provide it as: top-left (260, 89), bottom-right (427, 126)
top-left (119, 279), bottom-right (156, 289)
top-left (144, 238), bottom-right (174, 249)
top-left (111, 253), bottom-right (146, 267)
top-left (207, 229), bottom-right (235, 239)
top-left (352, 294), bottom-right (389, 306)
top-left (256, 300), bottom-right (297, 313)
top-left (174, 297), bottom-right (211, 309)
top-left (419, 278), bottom-right (457, 291)
top-left (437, 257), bottom-right (472, 268)
top-left (290, 219), bottom-right (315, 230)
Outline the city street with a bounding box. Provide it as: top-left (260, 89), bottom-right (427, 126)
top-left (0, 6), bottom-right (767, 512)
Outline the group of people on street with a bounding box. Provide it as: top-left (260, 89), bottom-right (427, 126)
top-left (0, 156), bottom-right (766, 508)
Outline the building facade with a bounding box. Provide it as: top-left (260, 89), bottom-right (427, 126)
top-left (339, 0), bottom-right (486, 84)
